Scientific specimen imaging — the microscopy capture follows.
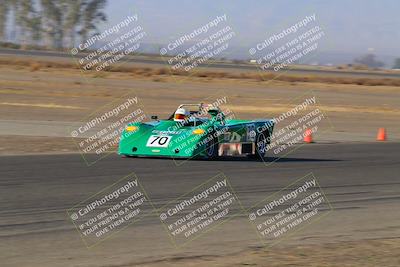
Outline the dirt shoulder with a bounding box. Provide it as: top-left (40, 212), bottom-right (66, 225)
top-left (140, 238), bottom-right (400, 267)
top-left (0, 135), bottom-right (82, 155)
top-left (0, 61), bottom-right (399, 155)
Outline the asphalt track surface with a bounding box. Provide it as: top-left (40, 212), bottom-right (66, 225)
top-left (1, 142), bottom-right (400, 266)
top-left (2, 48), bottom-right (400, 79)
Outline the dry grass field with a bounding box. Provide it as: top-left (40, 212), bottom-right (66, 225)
top-left (1, 55), bottom-right (400, 267)
top-left (0, 55), bottom-right (399, 155)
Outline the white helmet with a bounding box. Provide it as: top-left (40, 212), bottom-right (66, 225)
top-left (174, 108), bottom-right (189, 122)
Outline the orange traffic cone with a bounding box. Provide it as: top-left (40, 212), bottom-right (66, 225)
top-left (304, 128), bottom-right (313, 143)
top-left (376, 128), bottom-right (387, 141)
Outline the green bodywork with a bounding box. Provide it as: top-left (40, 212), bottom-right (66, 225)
top-left (118, 111), bottom-right (274, 159)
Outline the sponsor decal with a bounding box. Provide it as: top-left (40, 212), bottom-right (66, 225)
top-left (152, 130), bottom-right (182, 135)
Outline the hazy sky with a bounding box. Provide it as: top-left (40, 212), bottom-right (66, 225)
top-left (103, 0), bottom-right (400, 57)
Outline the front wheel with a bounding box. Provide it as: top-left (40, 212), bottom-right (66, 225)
top-left (122, 154), bottom-right (136, 158)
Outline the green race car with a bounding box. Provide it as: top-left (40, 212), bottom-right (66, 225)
top-left (118, 103), bottom-right (275, 159)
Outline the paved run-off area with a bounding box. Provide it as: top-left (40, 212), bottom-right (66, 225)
top-left (1, 59), bottom-right (400, 266)
top-left (1, 142), bottom-right (399, 266)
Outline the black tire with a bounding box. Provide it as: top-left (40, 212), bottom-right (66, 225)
top-left (205, 134), bottom-right (218, 159)
top-left (122, 154), bottom-right (136, 158)
top-left (250, 131), bottom-right (269, 159)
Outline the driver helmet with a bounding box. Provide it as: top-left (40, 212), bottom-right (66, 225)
top-left (174, 108), bottom-right (189, 122)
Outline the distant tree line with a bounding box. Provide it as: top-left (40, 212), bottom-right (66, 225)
top-left (0, 0), bottom-right (107, 49)
top-left (354, 54), bottom-right (384, 68)
top-left (393, 58), bottom-right (400, 69)
top-left (353, 54), bottom-right (400, 69)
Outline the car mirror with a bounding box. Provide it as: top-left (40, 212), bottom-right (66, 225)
top-left (208, 109), bottom-right (219, 117)
top-left (208, 109), bottom-right (224, 121)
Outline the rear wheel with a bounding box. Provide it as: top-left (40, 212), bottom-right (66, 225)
top-left (250, 131), bottom-right (269, 159)
top-left (205, 134), bottom-right (218, 159)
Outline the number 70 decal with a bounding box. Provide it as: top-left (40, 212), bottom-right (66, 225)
top-left (146, 135), bottom-right (172, 148)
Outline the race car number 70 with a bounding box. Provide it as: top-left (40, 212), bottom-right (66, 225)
top-left (146, 135), bottom-right (172, 148)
